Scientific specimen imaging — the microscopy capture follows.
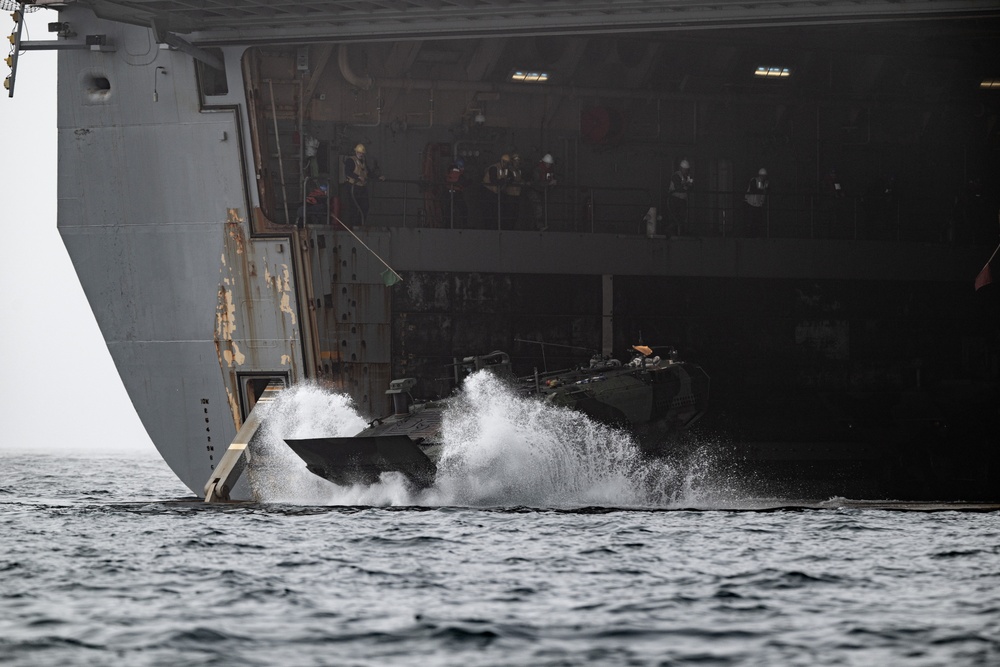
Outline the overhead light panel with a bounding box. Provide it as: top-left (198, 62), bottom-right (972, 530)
top-left (754, 66), bottom-right (791, 78)
top-left (510, 70), bottom-right (549, 83)
top-left (981, 79), bottom-right (1000, 89)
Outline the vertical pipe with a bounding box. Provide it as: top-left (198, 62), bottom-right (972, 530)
top-left (602, 274), bottom-right (614, 358)
top-left (853, 197), bottom-right (858, 239)
top-left (810, 194), bottom-right (815, 239)
top-left (269, 80), bottom-right (291, 225)
top-left (692, 100), bottom-right (697, 145)
top-left (298, 80), bottom-right (304, 206)
top-left (765, 199), bottom-right (770, 239)
top-left (590, 191), bottom-right (595, 234)
top-left (543, 186), bottom-right (548, 229)
top-left (815, 105), bottom-right (821, 189)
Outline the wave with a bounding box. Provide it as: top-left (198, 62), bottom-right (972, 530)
top-left (245, 372), bottom-right (748, 508)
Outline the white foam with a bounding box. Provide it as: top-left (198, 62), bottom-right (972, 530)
top-left (245, 372), bottom-right (742, 508)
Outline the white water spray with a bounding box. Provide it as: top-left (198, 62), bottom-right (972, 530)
top-left (245, 382), bottom-right (369, 503)
top-left (245, 372), bottom-right (742, 508)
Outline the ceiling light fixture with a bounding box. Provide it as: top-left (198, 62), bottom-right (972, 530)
top-left (754, 66), bottom-right (791, 78)
top-left (510, 70), bottom-right (549, 83)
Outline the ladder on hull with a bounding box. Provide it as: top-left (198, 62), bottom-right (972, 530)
top-left (203, 380), bottom-right (285, 502)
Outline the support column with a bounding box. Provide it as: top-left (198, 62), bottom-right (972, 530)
top-left (602, 274), bottom-right (613, 357)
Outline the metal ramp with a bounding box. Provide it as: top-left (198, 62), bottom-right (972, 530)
top-left (203, 380), bottom-right (285, 502)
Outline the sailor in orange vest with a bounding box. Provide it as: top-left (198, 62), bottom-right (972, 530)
top-left (295, 180), bottom-right (330, 227)
top-left (344, 143), bottom-right (383, 226)
top-left (443, 158), bottom-right (468, 228)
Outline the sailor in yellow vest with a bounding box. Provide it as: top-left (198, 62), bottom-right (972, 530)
top-left (667, 158), bottom-right (693, 236)
top-left (504, 154), bottom-right (524, 198)
top-left (482, 153), bottom-right (519, 229)
top-left (505, 154), bottom-right (526, 228)
top-left (530, 153), bottom-right (557, 230)
top-left (743, 167), bottom-right (769, 237)
top-left (344, 143), bottom-right (383, 226)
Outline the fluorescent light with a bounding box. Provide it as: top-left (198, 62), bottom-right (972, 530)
top-left (754, 66), bottom-right (791, 78)
top-left (510, 70), bottom-right (549, 83)
top-left (981, 79), bottom-right (1000, 89)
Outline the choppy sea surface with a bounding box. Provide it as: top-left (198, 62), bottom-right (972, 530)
top-left (3, 378), bottom-right (999, 666)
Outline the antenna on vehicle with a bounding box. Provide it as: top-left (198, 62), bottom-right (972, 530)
top-left (514, 338), bottom-right (596, 374)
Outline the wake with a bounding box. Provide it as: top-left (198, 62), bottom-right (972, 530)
top-left (245, 372), bottom-right (741, 508)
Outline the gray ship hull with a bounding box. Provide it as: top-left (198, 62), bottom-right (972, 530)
top-left (31, 1), bottom-right (999, 500)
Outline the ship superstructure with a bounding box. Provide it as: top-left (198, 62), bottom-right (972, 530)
top-left (12, 0), bottom-right (1000, 499)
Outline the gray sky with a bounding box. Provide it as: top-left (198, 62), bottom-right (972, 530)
top-left (1, 9), bottom-right (156, 455)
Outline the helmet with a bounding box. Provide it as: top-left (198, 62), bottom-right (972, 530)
top-left (500, 154), bottom-right (510, 163)
top-left (318, 183), bottom-right (329, 192)
top-left (454, 158), bottom-right (465, 169)
top-left (542, 154), bottom-right (554, 164)
top-left (511, 153), bottom-right (521, 162)
top-left (680, 159), bottom-right (690, 169)
top-left (354, 143), bottom-right (366, 154)
top-left (758, 168), bottom-right (768, 176)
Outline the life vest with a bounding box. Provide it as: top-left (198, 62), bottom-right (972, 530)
top-left (347, 156), bottom-right (369, 186)
top-left (669, 170), bottom-right (691, 199)
top-left (745, 177), bottom-right (768, 207)
top-left (536, 162), bottom-right (556, 186)
top-left (503, 166), bottom-right (523, 197)
top-left (446, 166), bottom-right (464, 192)
top-left (304, 187), bottom-right (328, 205)
top-left (483, 162), bottom-right (508, 194)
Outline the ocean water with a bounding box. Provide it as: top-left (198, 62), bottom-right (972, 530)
top-left (2, 375), bottom-right (999, 666)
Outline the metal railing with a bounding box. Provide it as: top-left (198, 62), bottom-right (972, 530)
top-left (295, 179), bottom-right (992, 246)
top-left (338, 179), bottom-right (657, 235)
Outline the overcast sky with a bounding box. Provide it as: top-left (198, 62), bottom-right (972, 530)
top-left (1, 9), bottom-right (156, 455)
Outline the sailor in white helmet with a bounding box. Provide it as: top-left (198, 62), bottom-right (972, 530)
top-left (744, 167), bottom-right (770, 237)
top-left (667, 158), bottom-right (694, 236)
top-left (343, 143), bottom-right (384, 226)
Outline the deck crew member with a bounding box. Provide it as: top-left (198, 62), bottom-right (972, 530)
top-left (443, 158), bottom-right (469, 228)
top-left (503, 154), bottom-right (526, 229)
top-left (530, 153), bottom-right (557, 230)
top-left (295, 180), bottom-right (330, 227)
top-left (668, 159), bottom-right (693, 236)
top-left (344, 143), bottom-right (383, 227)
top-left (744, 167), bottom-right (769, 237)
top-left (820, 167), bottom-right (846, 238)
top-left (482, 153), bottom-right (512, 229)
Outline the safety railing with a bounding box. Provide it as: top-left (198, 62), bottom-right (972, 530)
top-left (681, 189), bottom-right (984, 244)
top-left (337, 179), bottom-right (658, 235)
top-left (298, 179), bottom-right (992, 246)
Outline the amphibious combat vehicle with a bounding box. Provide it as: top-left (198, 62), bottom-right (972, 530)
top-left (285, 347), bottom-right (709, 488)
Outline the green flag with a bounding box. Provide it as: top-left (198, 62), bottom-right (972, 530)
top-left (382, 269), bottom-right (401, 287)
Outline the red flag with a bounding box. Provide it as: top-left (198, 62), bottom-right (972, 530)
top-left (975, 263), bottom-right (992, 291)
top-left (976, 241), bottom-right (1000, 291)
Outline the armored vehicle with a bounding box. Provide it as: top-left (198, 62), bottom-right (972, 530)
top-left (285, 348), bottom-right (709, 488)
